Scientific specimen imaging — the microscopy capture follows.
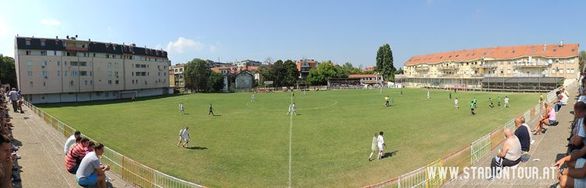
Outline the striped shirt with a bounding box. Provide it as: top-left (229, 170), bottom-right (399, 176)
top-left (64, 143), bottom-right (87, 171)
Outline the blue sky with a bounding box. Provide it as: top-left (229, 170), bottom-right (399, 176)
top-left (0, 0), bottom-right (584, 68)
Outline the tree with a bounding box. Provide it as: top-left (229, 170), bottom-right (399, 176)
top-left (307, 60), bottom-right (348, 85)
top-left (342, 62), bottom-right (362, 74)
top-left (208, 72), bottom-right (225, 92)
top-left (395, 68), bottom-right (404, 75)
top-left (282, 60), bottom-right (299, 87)
top-left (375, 44), bottom-right (395, 81)
top-left (259, 60), bottom-right (299, 87)
top-left (184, 58), bottom-right (211, 92)
top-left (0, 55), bottom-right (16, 88)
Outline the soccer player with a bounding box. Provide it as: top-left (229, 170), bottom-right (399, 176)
top-left (368, 132), bottom-right (378, 161)
top-left (384, 96), bottom-right (390, 107)
top-left (427, 90), bottom-right (431, 100)
top-left (489, 97), bottom-right (494, 108)
top-left (473, 97), bottom-right (478, 108)
top-left (251, 93), bottom-right (256, 103)
top-left (454, 97), bottom-right (459, 109)
top-left (287, 103), bottom-right (297, 116)
top-left (376, 131), bottom-right (385, 160)
top-left (504, 96), bottom-right (510, 108)
top-left (179, 103), bottom-right (184, 114)
top-left (208, 104), bottom-right (215, 116)
top-left (470, 99), bottom-right (476, 115)
top-left (449, 93), bottom-right (452, 99)
top-left (177, 127), bottom-right (190, 148)
top-left (497, 96), bottom-right (501, 107)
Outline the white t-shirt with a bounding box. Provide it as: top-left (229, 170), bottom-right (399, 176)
top-left (76, 151), bottom-right (100, 179)
top-left (376, 135), bottom-right (385, 150)
top-left (504, 98), bottom-right (509, 103)
top-left (64, 135), bottom-right (76, 154)
top-left (561, 93), bottom-right (569, 105)
top-left (454, 99), bottom-right (458, 105)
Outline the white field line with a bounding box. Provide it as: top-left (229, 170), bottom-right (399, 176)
top-left (288, 93), bottom-right (293, 188)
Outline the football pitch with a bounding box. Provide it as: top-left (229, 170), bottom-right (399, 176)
top-left (39, 88), bottom-right (539, 187)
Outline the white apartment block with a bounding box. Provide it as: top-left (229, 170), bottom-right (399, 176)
top-left (15, 36), bottom-right (171, 104)
top-left (401, 43), bottom-right (580, 89)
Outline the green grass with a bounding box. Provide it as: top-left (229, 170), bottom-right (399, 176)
top-left (39, 88), bottom-right (539, 187)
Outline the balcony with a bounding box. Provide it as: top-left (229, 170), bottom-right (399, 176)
top-left (513, 63), bottom-right (549, 68)
top-left (415, 66), bottom-right (430, 71)
top-left (438, 65), bottom-right (459, 71)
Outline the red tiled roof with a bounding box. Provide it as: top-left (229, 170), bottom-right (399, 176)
top-left (405, 43), bottom-right (580, 66)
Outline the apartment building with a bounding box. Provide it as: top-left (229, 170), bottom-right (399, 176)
top-left (15, 36), bottom-right (171, 104)
top-left (401, 43), bottom-right (580, 88)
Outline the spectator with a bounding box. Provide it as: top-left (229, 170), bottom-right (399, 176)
top-left (514, 116), bottom-right (531, 152)
top-left (65, 138), bottom-right (90, 174)
top-left (0, 134), bottom-right (12, 187)
top-left (555, 90), bottom-right (569, 112)
top-left (76, 143), bottom-right (110, 188)
top-left (64, 131), bottom-right (81, 155)
top-left (6, 89), bottom-right (18, 113)
top-left (490, 128), bottom-right (522, 179)
top-left (568, 101), bottom-right (586, 152)
top-left (533, 103), bottom-right (556, 135)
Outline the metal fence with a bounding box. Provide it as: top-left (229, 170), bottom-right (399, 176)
top-left (23, 101), bottom-right (205, 188)
top-left (364, 86), bottom-right (560, 188)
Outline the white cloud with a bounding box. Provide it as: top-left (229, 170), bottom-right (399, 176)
top-left (166, 37), bottom-right (205, 54)
top-left (39, 18), bottom-right (61, 26)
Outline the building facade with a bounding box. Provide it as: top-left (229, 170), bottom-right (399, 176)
top-left (402, 43), bottom-right (580, 88)
top-left (169, 63), bottom-right (185, 88)
top-left (295, 59), bottom-right (318, 80)
top-left (15, 36), bottom-right (171, 104)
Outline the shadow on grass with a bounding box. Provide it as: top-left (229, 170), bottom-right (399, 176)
top-left (381, 150), bottom-right (399, 159)
top-left (36, 94), bottom-right (183, 109)
top-left (185, 146), bottom-right (208, 150)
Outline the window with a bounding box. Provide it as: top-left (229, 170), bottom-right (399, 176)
top-left (108, 80), bottom-right (112, 85)
top-left (27, 71), bottom-right (32, 76)
top-left (29, 81), bottom-right (33, 87)
top-left (93, 53), bottom-right (96, 57)
top-left (43, 82), bottom-right (46, 87)
top-left (85, 80), bottom-right (88, 85)
top-left (57, 71), bottom-right (60, 76)
top-left (57, 61), bottom-right (60, 66)
top-left (25, 40), bottom-right (31, 45)
top-left (71, 61), bottom-right (78, 66)
top-left (40, 51), bottom-right (47, 56)
top-left (41, 40), bottom-right (45, 46)
top-left (79, 62), bottom-right (87, 66)
top-left (64, 71), bottom-right (67, 77)
top-left (25, 51), bottom-right (31, 55)
top-left (80, 71), bottom-right (87, 76)
top-left (115, 80), bottom-right (119, 84)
